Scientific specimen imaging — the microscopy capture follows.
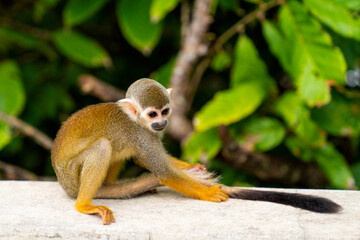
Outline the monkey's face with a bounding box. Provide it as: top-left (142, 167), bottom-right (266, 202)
top-left (140, 104), bottom-right (172, 132)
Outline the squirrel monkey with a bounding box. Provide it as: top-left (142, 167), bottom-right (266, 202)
top-left (51, 78), bottom-right (341, 225)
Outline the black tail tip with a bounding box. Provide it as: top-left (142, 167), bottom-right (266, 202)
top-left (308, 197), bottom-right (343, 214)
top-left (229, 190), bottom-right (343, 214)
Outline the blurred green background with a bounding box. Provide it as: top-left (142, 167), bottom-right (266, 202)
top-left (0, 0), bottom-right (359, 190)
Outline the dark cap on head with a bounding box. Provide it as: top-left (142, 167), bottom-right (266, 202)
top-left (126, 79), bottom-right (170, 109)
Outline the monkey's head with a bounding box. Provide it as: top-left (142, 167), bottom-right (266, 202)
top-left (119, 78), bottom-right (172, 133)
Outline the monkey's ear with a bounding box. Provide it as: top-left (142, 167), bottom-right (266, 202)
top-left (167, 88), bottom-right (172, 96)
top-left (118, 98), bottom-right (138, 121)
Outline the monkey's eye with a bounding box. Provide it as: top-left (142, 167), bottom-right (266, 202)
top-left (161, 108), bottom-right (169, 116)
top-left (148, 112), bottom-right (158, 118)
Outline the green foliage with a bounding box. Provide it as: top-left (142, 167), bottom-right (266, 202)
top-left (194, 81), bottom-right (267, 132)
top-left (0, 0), bottom-right (359, 188)
top-left (263, 1), bottom-right (347, 106)
top-left (211, 51), bottom-right (232, 72)
top-left (194, 36), bottom-right (273, 132)
top-left (117, 0), bottom-right (163, 55)
top-left (182, 128), bottom-right (221, 163)
top-left (0, 27), bottom-right (56, 60)
top-left (312, 92), bottom-right (360, 137)
top-left (234, 117), bottom-right (286, 152)
top-left (185, 1), bottom-right (359, 188)
top-left (304, 0), bottom-right (360, 41)
top-left (63, 0), bottom-right (109, 27)
top-left (52, 30), bottom-right (111, 68)
top-left (0, 61), bottom-right (25, 150)
top-left (0, 61), bottom-right (25, 115)
top-left (150, 0), bottom-right (180, 23)
top-left (150, 57), bottom-right (176, 87)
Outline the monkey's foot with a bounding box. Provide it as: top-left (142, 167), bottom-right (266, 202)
top-left (198, 184), bottom-right (229, 202)
top-left (76, 204), bottom-right (116, 225)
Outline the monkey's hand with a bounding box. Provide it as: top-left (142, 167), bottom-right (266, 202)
top-left (187, 163), bottom-right (206, 172)
top-left (76, 204), bottom-right (115, 225)
top-left (196, 184), bottom-right (228, 202)
top-left (170, 156), bottom-right (206, 172)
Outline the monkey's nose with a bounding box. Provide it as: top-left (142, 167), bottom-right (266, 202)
top-left (151, 120), bottom-right (167, 131)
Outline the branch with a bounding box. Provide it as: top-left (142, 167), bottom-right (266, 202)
top-left (180, 0), bottom-right (190, 44)
top-left (78, 74), bottom-right (125, 102)
top-left (0, 160), bottom-right (38, 180)
top-left (169, 0), bottom-right (213, 141)
top-left (0, 112), bottom-right (53, 151)
top-left (218, 125), bottom-right (330, 188)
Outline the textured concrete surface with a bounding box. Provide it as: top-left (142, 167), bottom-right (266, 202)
top-left (0, 180), bottom-right (359, 240)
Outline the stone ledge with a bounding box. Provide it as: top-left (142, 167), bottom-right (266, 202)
top-left (0, 181), bottom-right (359, 240)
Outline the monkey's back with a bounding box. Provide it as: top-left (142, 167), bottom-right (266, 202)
top-left (51, 102), bottom-right (134, 167)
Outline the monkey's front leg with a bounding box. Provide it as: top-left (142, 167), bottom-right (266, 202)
top-left (137, 150), bottom-right (228, 202)
top-left (74, 138), bottom-right (115, 225)
top-left (159, 171), bottom-right (228, 202)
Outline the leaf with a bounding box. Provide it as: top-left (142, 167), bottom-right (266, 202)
top-left (52, 29), bottom-right (111, 68)
top-left (63, 0), bottom-right (109, 27)
top-left (285, 136), bottom-right (314, 162)
top-left (297, 60), bottom-right (331, 107)
top-left (262, 20), bottom-right (292, 74)
top-left (314, 143), bottom-right (354, 189)
top-left (312, 92), bottom-right (360, 137)
top-left (274, 92), bottom-right (308, 127)
top-left (329, 30), bottom-right (360, 69)
top-left (182, 128), bottom-right (222, 163)
top-left (332, 0), bottom-right (360, 10)
top-left (304, 0), bottom-right (360, 41)
top-left (285, 137), bottom-right (354, 188)
top-left (0, 122), bottom-right (11, 151)
top-left (351, 162), bottom-right (360, 188)
top-left (281, 2), bottom-right (347, 83)
top-left (275, 91), bottom-right (326, 147)
top-left (0, 27), bottom-right (39, 49)
top-left (150, 0), bottom-right (180, 23)
top-left (194, 81), bottom-right (266, 132)
top-left (237, 117), bottom-right (286, 152)
top-left (0, 61), bottom-right (25, 115)
top-left (274, 2), bottom-right (347, 106)
top-left (117, 0), bottom-right (163, 55)
top-left (195, 37), bottom-right (274, 132)
top-left (0, 27), bottom-right (57, 60)
top-left (231, 36), bottom-right (275, 90)
top-left (0, 60), bottom-right (26, 150)
top-left (211, 50), bottom-right (232, 72)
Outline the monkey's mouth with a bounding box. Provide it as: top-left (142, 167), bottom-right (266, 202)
top-left (153, 127), bottom-right (166, 131)
top-left (151, 121), bottom-right (167, 131)
top-left (152, 125), bottom-right (166, 131)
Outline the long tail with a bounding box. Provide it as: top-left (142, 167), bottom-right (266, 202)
top-left (223, 187), bottom-right (342, 213)
top-left (184, 169), bottom-right (342, 214)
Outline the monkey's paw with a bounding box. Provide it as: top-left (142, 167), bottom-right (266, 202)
top-left (198, 184), bottom-right (229, 202)
top-left (95, 206), bottom-right (116, 225)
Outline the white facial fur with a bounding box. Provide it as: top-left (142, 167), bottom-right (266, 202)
top-left (118, 99), bottom-right (171, 133)
top-left (140, 103), bottom-right (172, 132)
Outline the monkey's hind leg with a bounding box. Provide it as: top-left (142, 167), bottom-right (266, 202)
top-left (74, 138), bottom-right (115, 225)
top-left (95, 173), bottom-right (161, 199)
